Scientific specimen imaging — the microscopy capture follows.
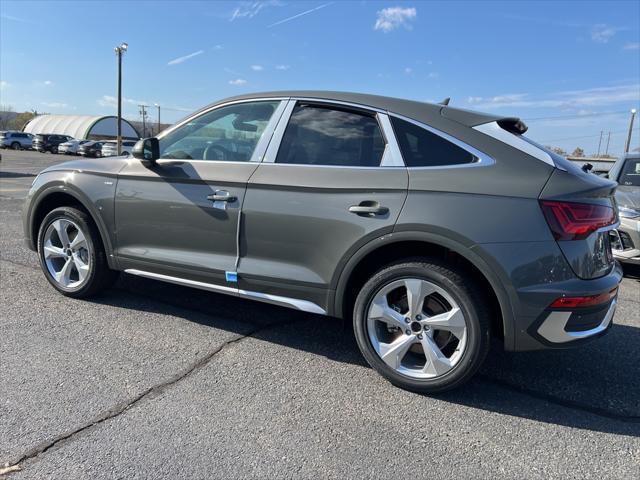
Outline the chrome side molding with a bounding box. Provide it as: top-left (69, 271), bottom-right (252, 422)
top-left (124, 269), bottom-right (327, 315)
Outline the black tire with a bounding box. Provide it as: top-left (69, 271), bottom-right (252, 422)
top-left (37, 206), bottom-right (118, 298)
top-left (353, 258), bottom-right (490, 394)
top-left (11, 142), bottom-right (20, 150)
top-left (51, 146), bottom-right (58, 154)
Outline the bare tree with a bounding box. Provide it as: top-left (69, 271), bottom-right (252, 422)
top-left (0, 105), bottom-right (14, 130)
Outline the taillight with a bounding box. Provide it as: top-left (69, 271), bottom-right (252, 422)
top-left (539, 200), bottom-right (617, 241)
top-left (549, 287), bottom-right (618, 309)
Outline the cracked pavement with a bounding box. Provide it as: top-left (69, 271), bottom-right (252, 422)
top-left (1, 150), bottom-right (639, 479)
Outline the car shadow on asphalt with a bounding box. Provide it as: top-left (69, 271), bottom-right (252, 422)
top-left (89, 272), bottom-right (640, 438)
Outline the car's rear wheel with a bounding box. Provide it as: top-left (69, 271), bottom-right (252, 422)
top-left (37, 207), bottom-right (117, 298)
top-left (11, 142), bottom-right (20, 150)
top-left (353, 259), bottom-right (490, 393)
top-left (51, 146), bottom-right (58, 154)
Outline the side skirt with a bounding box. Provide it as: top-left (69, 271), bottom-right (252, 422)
top-left (124, 268), bottom-right (327, 315)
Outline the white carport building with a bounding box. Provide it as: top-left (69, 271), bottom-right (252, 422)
top-left (23, 115), bottom-right (139, 140)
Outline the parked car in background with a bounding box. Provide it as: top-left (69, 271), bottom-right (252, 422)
top-left (59, 139), bottom-right (91, 155)
top-left (608, 153), bottom-right (640, 265)
top-left (0, 131), bottom-right (34, 150)
top-left (33, 134), bottom-right (73, 153)
top-left (23, 91), bottom-right (622, 393)
top-left (101, 140), bottom-right (137, 157)
top-left (78, 141), bottom-right (104, 158)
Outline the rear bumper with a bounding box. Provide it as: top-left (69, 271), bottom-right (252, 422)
top-left (474, 241), bottom-right (622, 352)
top-left (531, 297), bottom-right (616, 347)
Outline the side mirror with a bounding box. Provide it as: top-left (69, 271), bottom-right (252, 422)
top-left (132, 137), bottom-right (159, 165)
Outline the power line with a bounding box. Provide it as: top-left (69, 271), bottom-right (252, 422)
top-left (523, 110), bottom-right (629, 122)
top-left (539, 128), bottom-right (638, 143)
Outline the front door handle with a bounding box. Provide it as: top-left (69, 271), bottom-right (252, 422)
top-left (207, 190), bottom-right (236, 202)
top-left (349, 201), bottom-right (389, 216)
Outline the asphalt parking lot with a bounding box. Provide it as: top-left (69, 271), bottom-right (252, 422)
top-left (1, 149), bottom-right (639, 479)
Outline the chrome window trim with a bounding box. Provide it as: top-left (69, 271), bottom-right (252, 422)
top-left (389, 113), bottom-right (496, 170)
top-left (474, 121), bottom-right (554, 167)
top-left (262, 99), bottom-right (296, 163)
top-left (377, 113), bottom-right (405, 167)
top-left (124, 268), bottom-right (326, 315)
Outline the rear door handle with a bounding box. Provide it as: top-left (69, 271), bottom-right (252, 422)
top-left (349, 201), bottom-right (389, 216)
top-left (207, 190), bottom-right (236, 202)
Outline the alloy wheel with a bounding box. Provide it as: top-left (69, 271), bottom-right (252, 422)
top-left (42, 218), bottom-right (91, 289)
top-left (366, 278), bottom-right (468, 379)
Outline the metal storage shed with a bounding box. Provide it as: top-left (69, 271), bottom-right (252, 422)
top-left (23, 115), bottom-right (139, 140)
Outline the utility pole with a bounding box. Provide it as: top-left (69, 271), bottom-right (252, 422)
top-left (596, 130), bottom-right (603, 157)
top-left (624, 109), bottom-right (637, 153)
top-left (114, 42), bottom-right (128, 155)
top-left (139, 104), bottom-right (149, 137)
top-left (154, 103), bottom-right (161, 134)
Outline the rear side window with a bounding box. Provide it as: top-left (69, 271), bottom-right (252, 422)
top-left (276, 104), bottom-right (385, 167)
top-left (391, 117), bottom-right (476, 167)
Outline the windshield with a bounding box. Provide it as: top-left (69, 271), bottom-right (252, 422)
top-left (618, 158), bottom-right (640, 186)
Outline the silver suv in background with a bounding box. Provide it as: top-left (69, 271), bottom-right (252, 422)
top-left (23, 91), bottom-right (622, 393)
top-left (59, 139), bottom-right (91, 155)
top-left (0, 131), bottom-right (34, 150)
top-left (101, 140), bottom-right (137, 157)
top-left (608, 153), bottom-right (640, 265)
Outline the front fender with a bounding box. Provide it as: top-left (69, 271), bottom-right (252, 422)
top-left (24, 171), bottom-right (119, 268)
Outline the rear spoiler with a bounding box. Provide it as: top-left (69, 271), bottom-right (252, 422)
top-left (440, 107), bottom-right (528, 133)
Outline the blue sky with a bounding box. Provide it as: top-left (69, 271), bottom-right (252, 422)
top-left (1, 0), bottom-right (639, 154)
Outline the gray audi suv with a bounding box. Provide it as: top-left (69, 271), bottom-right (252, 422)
top-left (23, 91), bottom-right (622, 393)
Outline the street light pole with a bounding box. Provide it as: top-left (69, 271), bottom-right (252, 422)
top-left (114, 42), bottom-right (128, 155)
top-left (155, 104), bottom-right (161, 134)
top-left (624, 108), bottom-right (637, 154)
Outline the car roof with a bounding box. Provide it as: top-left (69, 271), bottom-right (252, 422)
top-left (194, 90), bottom-right (508, 129)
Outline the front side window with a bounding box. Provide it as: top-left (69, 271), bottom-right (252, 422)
top-left (275, 104), bottom-right (385, 167)
top-left (391, 117), bottom-right (476, 167)
top-left (159, 101), bottom-right (279, 161)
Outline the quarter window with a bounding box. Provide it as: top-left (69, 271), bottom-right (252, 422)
top-left (159, 101), bottom-right (280, 161)
top-left (275, 104), bottom-right (385, 167)
top-left (391, 117), bottom-right (476, 167)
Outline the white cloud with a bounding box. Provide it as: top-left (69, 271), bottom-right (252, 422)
top-left (374, 6), bottom-right (416, 33)
top-left (623, 42), bottom-right (640, 50)
top-left (404, 67), bottom-right (412, 74)
top-left (43, 80), bottom-right (53, 86)
top-left (0, 80), bottom-right (9, 90)
top-left (250, 65), bottom-right (264, 71)
top-left (229, 78), bottom-right (248, 85)
top-left (275, 64), bottom-right (290, 70)
top-left (98, 95), bottom-right (147, 107)
top-left (466, 84), bottom-right (640, 110)
top-left (167, 50), bottom-right (204, 66)
top-left (590, 24), bottom-right (619, 43)
top-left (268, 2), bottom-right (332, 28)
top-left (427, 72), bottom-right (439, 79)
top-left (213, 44), bottom-right (223, 50)
top-left (42, 101), bottom-right (68, 109)
top-left (230, 1), bottom-right (282, 21)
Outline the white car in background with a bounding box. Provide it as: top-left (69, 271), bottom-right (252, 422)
top-left (101, 140), bottom-right (137, 157)
top-left (58, 139), bottom-right (91, 155)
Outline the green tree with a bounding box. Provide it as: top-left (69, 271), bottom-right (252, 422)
top-left (9, 111), bottom-right (36, 131)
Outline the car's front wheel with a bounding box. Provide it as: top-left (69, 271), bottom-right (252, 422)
top-left (37, 207), bottom-right (117, 298)
top-left (11, 142), bottom-right (21, 150)
top-left (353, 259), bottom-right (490, 394)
